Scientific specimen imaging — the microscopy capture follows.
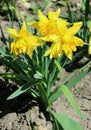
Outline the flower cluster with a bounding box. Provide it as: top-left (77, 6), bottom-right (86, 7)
top-left (7, 9), bottom-right (84, 60)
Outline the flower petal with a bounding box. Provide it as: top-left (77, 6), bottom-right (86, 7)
top-left (65, 22), bottom-right (83, 37)
top-left (6, 28), bottom-right (19, 38)
top-left (45, 42), bottom-right (63, 58)
top-left (48, 8), bottom-right (61, 21)
top-left (38, 10), bottom-right (48, 22)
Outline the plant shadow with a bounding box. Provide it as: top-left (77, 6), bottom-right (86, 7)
top-left (0, 79), bottom-right (51, 122)
top-left (0, 79), bottom-right (38, 117)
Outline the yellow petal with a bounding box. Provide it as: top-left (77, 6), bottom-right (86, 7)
top-left (29, 21), bottom-right (38, 28)
top-left (66, 52), bottom-right (72, 60)
top-left (11, 42), bottom-right (15, 54)
top-left (20, 21), bottom-right (27, 31)
top-left (38, 10), bottom-right (48, 22)
top-left (71, 36), bottom-right (84, 47)
top-left (6, 28), bottom-right (19, 38)
top-left (63, 47), bottom-right (73, 60)
top-left (44, 49), bottom-right (51, 57)
top-left (65, 22), bottom-right (83, 37)
top-left (45, 42), bottom-right (63, 58)
top-left (48, 8), bottom-right (61, 21)
top-left (41, 34), bottom-right (59, 42)
top-left (26, 51), bottom-right (32, 59)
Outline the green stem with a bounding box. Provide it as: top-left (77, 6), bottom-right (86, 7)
top-left (38, 83), bottom-right (48, 110)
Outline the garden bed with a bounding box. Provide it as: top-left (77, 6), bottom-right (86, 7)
top-left (0, 0), bottom-right (91, 130)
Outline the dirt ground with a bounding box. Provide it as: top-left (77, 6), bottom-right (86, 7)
top-left (0, 0), bottom-right (91, 130)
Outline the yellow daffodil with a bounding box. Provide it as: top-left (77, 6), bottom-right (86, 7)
top-left (7, 22), bottom-right (43, 58)
top-left (30, 9), bottom-right (69, 39)
top-left (30, 9), bottom-right (83, 60)
top-left (45, 22), bottom-right (84, 60)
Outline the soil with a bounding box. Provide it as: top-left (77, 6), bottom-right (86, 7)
top-left (0, 0), bottom-right (91, 130)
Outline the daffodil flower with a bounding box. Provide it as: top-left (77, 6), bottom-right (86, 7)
top-left (7, 22), bottom-right (43, 58)
top-left (30, 9), bottom-right (69, 39)
top-left (45, 22), bottom-right (83, 60)
top-left (30, 9), bottom-right (84, 60)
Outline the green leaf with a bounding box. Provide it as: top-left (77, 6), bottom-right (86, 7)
top-left (66, 2), bottom-right (75, 23)
top-left (48, 86), bottom-right (62, 105)
top-left (30, 2), bottom-right (38, 13)
top-left (87, 20), bottom-right (91, 32)
top-left (60, 85), bottom-right (83, 118)
top-left (51, 111), bottom-right (83, 130)
top-left (7, 80), bottom-right (37, 100)
top-left (44, 56), bottom-right (50, 79)
top-left (0, 25), bottom-right (7, 44)
top-left (38, 84), bottom-right (48, 110)
top-left (42, 0), bottom-right (50, 9)
top-left (30, 120), bottom-right (37, 130)
top-left (66, 67), bottom-right (91, 88)
top-left (34, 71), bottom-right (43, 79)
top-left (48, 67), bottom-right (91, 105)
top-left (54, 59), bottom-right (62, 73)
top-left (15, 58), bottom-right (29, 74)
top-left (52, 114), bottom-right (63, 130)
top-left (82, 0), bottom-right (86, 10)
top-left (0, 47), bottom-right (8, 56)
top-left (7, 87), bottom-right (26, 100)
top-left (0, 72), bottom-right (31, 81)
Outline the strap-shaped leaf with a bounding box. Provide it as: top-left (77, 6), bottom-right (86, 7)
top-left (0, 47), bottom-right (8, 56)
top-left (54, 59), bottom-right (62, 73)
top-left (48, 67), bottom-right (91, 105)
top-left (60, 85), bottom-right (83, 118)
top-left (7, 80), bottom-right (37, 100)
top-left (51, 111), bottom-right (83, 130)
top-left (0, 72), bottom-right (31, 81)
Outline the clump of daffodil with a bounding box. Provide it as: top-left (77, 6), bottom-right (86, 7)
top-left (7, 22), bottom-right (43, 58)
top-left (30, 9), bottom-right (84, 60)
